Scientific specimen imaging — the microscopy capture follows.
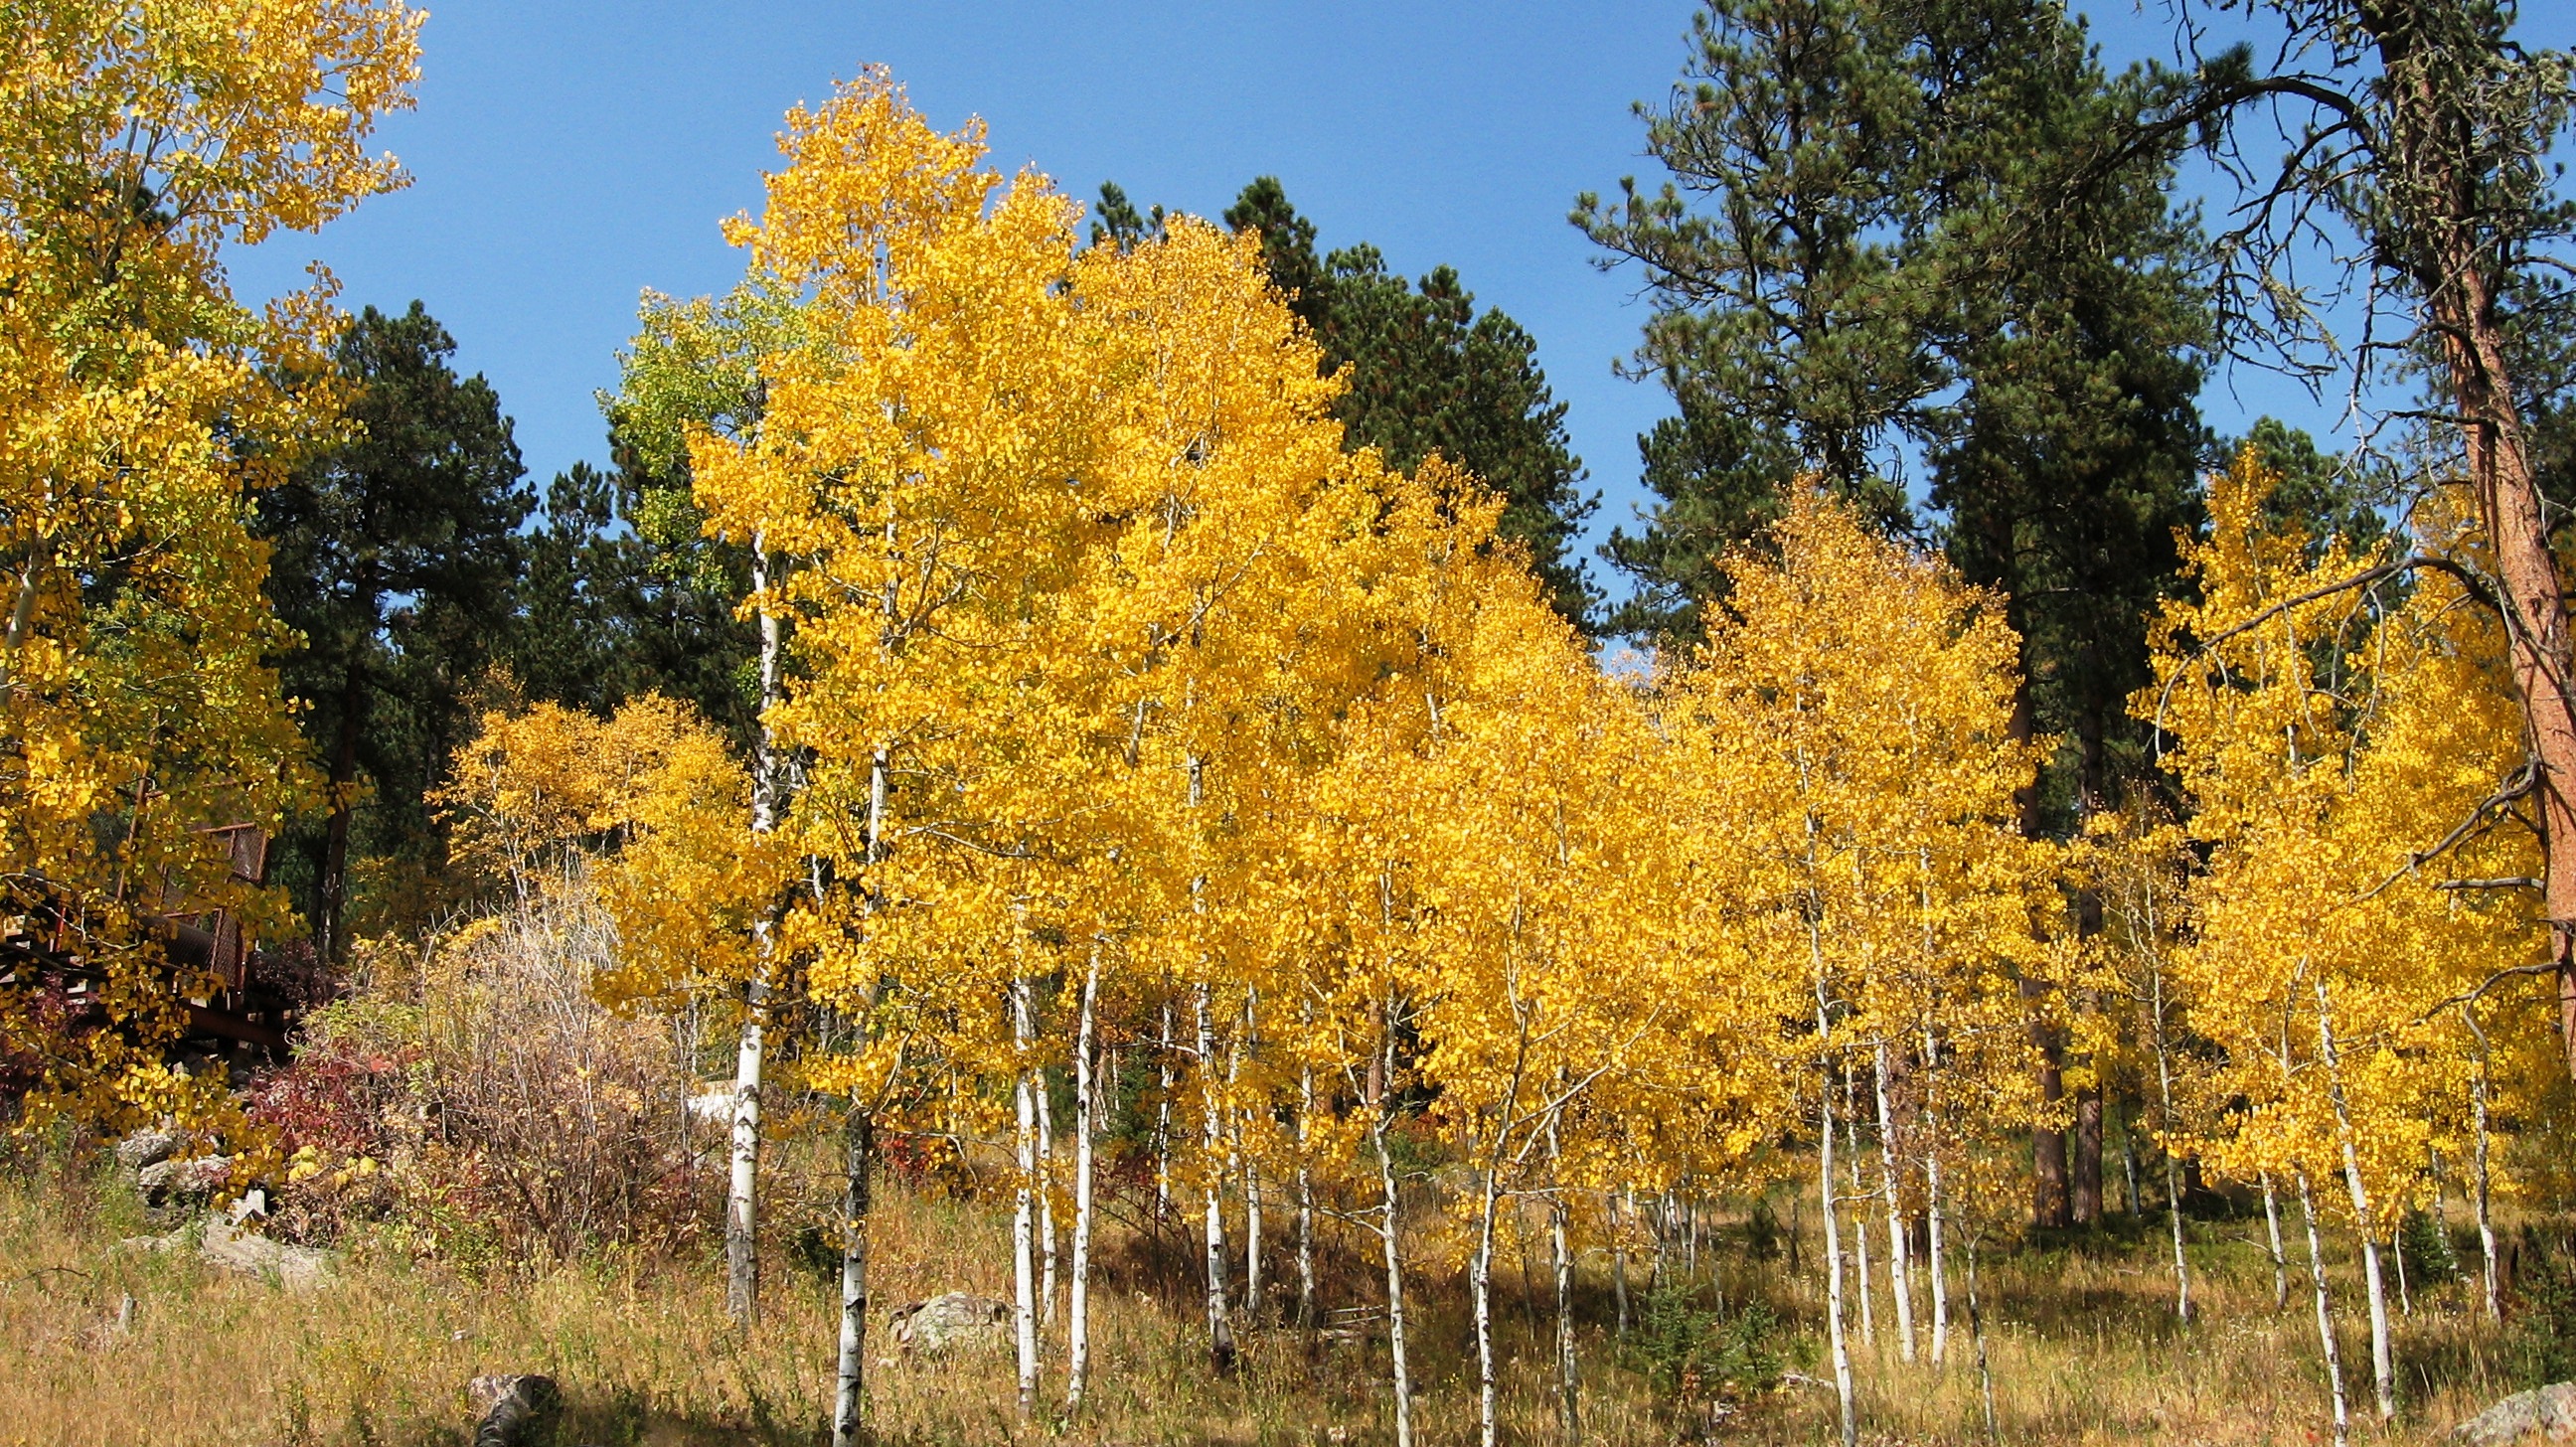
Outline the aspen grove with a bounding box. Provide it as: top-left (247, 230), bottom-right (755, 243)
top-left (9, 12), bottom-right (2576, 1447)
top-left (501, 77), bottom-right (2576, 1444)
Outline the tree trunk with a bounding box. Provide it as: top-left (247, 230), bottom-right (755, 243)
top-left (2358, 14), bottom-right (2576, 1078)
top-left (1012, 976), bottom-right (1041, 1420)
top-left (2298, 1171), bottom-right (2350, 1447)
top-left (1197, 985), bottom-right (1235, 1374)
top-left (2317, 983), bottom-right (2394, 1423)
top-left (726, 536), bottom-right (786, 1330)
top-left (1820, 1055), bottom-right (1857, 1447)
top-left (1066, 956), bottom-right (1101, 1415)
top-left (1552, 1181), bottom-right (1579, 1444)
top-left (1473, 1144), bottom-right (1505, 1447)
top-left (725, 963), bottom-right (767, 1327)
top-left (831, 748), bottom-right (889, 1447)
top-left (1966, 1237), bottom-right (1997, 1438)
top-left (1848, 1078), bottom-right (1874, 1349)
top-left (2150, 948), bottom-right (2190, 1322)
top-left (2467, 1006), bottom-right (2501, 1321)
top-left (1922, 1029), bottom-right (1949, 1367)
top-left (1296, 1064), bottom-right (1317, 1336)
top-left (1040, 1049), bottom-right (1058, 1329)
top-left (1371, 1089), bottom-right (1414, 1447)
top-left (2073, 1088), bottom-right (2105, 1226)
top-left (1156, 1001), bottom-right (1175, 1218)
top-left (831, 1109), bottom-right (873, 1447)
top-left (2261, 1171), bottom-right (2289, 1313)
top-left (1874, 1039), bottom-right (1916, 1364)
top-left (1612, 1187), bottom-right (1632, 1340)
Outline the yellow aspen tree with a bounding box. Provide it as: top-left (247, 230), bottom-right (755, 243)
top-left (1665, 483), bottom-right (2046, 1447)
top-left (2147, 450), bottom-right (2544, 1435)
top-left (0, 0), bottom-right (419, 1138)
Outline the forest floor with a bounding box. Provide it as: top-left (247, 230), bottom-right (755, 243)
top-left (0, 1149), bottom-right (2558, 1447)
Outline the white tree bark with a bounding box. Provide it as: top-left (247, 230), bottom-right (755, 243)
top-left (831, 746), bottom-right (889, 1447)
top-left (1065, 955), bottom-right (1101, 1414)
top-left (1847, 1077), bottom-right (1874, 1349)
top-left (1819, 1052), bottom-right (1857, 1447)
top-left (1370, 1082), bottom-right (1414, 1447)
top-left (1548, 1119), bottom-right (1579, 1445)
top-left (1920, 1029), bottom-right (1949, 1367)
top-left (1012, 975), bottom-right (1041, 1419)
top-left (2261, 1171), bottom-right (2290, 1313)
top-left (1296, 1063), bottom-right (1317, 1334)
top-left (1040, 1047), bottom-right (1058, 1328)
top-left (2298, 1171), bottom-right (2351, 1447)
top-left (1197, 984), bottom-right (1235, 1373)
top-left (831, 1108), bottom-right (873, 1447)
top-left (725, 535), bottom-right (786, 1329)
top-left (725, 964), bottom-right (768, 1326)
top-left (2150, 950), bottom-right (2190, 1322)
top-left (1873, 1039), bottom-right (1915, 1364)
top-left (2316, 983), bottom-right (2394, 1423)
top-left (2466, 1005), bottom-right (2501, 1321)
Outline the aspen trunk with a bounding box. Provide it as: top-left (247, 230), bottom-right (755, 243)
top-left (1966, 1237), bottom-right (1996, 1440)
top-left (1371, 1100), bottom-right (1414, 1447)
top-left (725, 963), bottom-right (767, 1327)
top-left (1874, 1039), bottom-right (1915, 1364)
top-left (2392, 1225), bottom-right (2412, 1317)
top-left (1612, 1187), bottom-right (1632, 1340)
top-left (1065, 956), bottom-right (1101, 1414)
top-left (1296, 1064), bottom-right (1317, 1335)
top-left (831, 1110), bottom-right (873, 1447)
top-left (831, 748), bottom-right (890, 1446)
top-left (1921, 1030), bottom-right (1950, 1367)
top-left (1012, 977), bottom-right (1041, 1419)
top-left (1848, 1080), bottom-right (1874, 1349)
top-left (1156, 1001), bottom-right (1175, 1218)
top-left (2123, 1117), bottom-right (2141, 1218)
top-left (1473, 1148), bottom-right (1505, 1447)
top-left (2151, 954), bottom-right (2190, 1322)
top-left (1819, 1061), bottom-right (1857, 1447)
top-left (2261, 1171), bottom-right (2290, 1313)
top-left (2317, 984), bottom-right (2394, 1422)
top-left (1040, 1055), bottom-right (1058, 1328)
top-left (726, 536), bottom-right (786, 1329)
top-left (2298, 1171), bottom-right (2351, 1447)
top-left (2467, 1006), bottom-right (2502, 1320)
top-left (1197, 985), bottom-right (1235, 1374)
top-left (1552, 1188), bottom-right (1579, 1445)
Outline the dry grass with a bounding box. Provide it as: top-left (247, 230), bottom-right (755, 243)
top-left (0, 1150), bottom-right (2547, 1447)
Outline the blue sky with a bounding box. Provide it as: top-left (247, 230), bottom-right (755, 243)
top-left (231, 1), bottom-right (2499, 595)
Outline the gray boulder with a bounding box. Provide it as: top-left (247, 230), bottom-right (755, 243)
top-left (2455, 1382), bottom-right (2576, 1445)
top-left (135, 1154), bottom-right (233, 1205)
top-left (889, 1292), bottom-right (1009, 1353)
top-left (468, 1373), bottom-right (562, 1447)
top-left (127, 1217), bottom-right (330, 1292)
top-left (114, 1129), bottom-right (182, 1173)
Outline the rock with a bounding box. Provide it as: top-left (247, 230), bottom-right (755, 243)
top-left (113, 1129), bottom-right (181, 1173)
top-left (135, 1154), bottom-right (233, 1205)
top-left (467, 1373), bottom-right (563, 1447)
top-left (128, 1217), bottom-right (330, 1291)
top-left (888, 1291), bottom-right (1009, 1353)
top-left (2455, 1382), bottom-right (2576, 1445)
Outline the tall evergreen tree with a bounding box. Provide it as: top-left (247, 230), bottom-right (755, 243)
top-left (1586, 0), bottom-right (2215, 1225)
top-left (1217, 179), bottom-right (1600, 626)
top-left (259, 302), bottom-right (532, 959)
top-left (1574, 0), bottom-right (1933, 641)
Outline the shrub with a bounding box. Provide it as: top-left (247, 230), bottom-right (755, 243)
top-left (251, 875), bottom-right (709, 1260)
